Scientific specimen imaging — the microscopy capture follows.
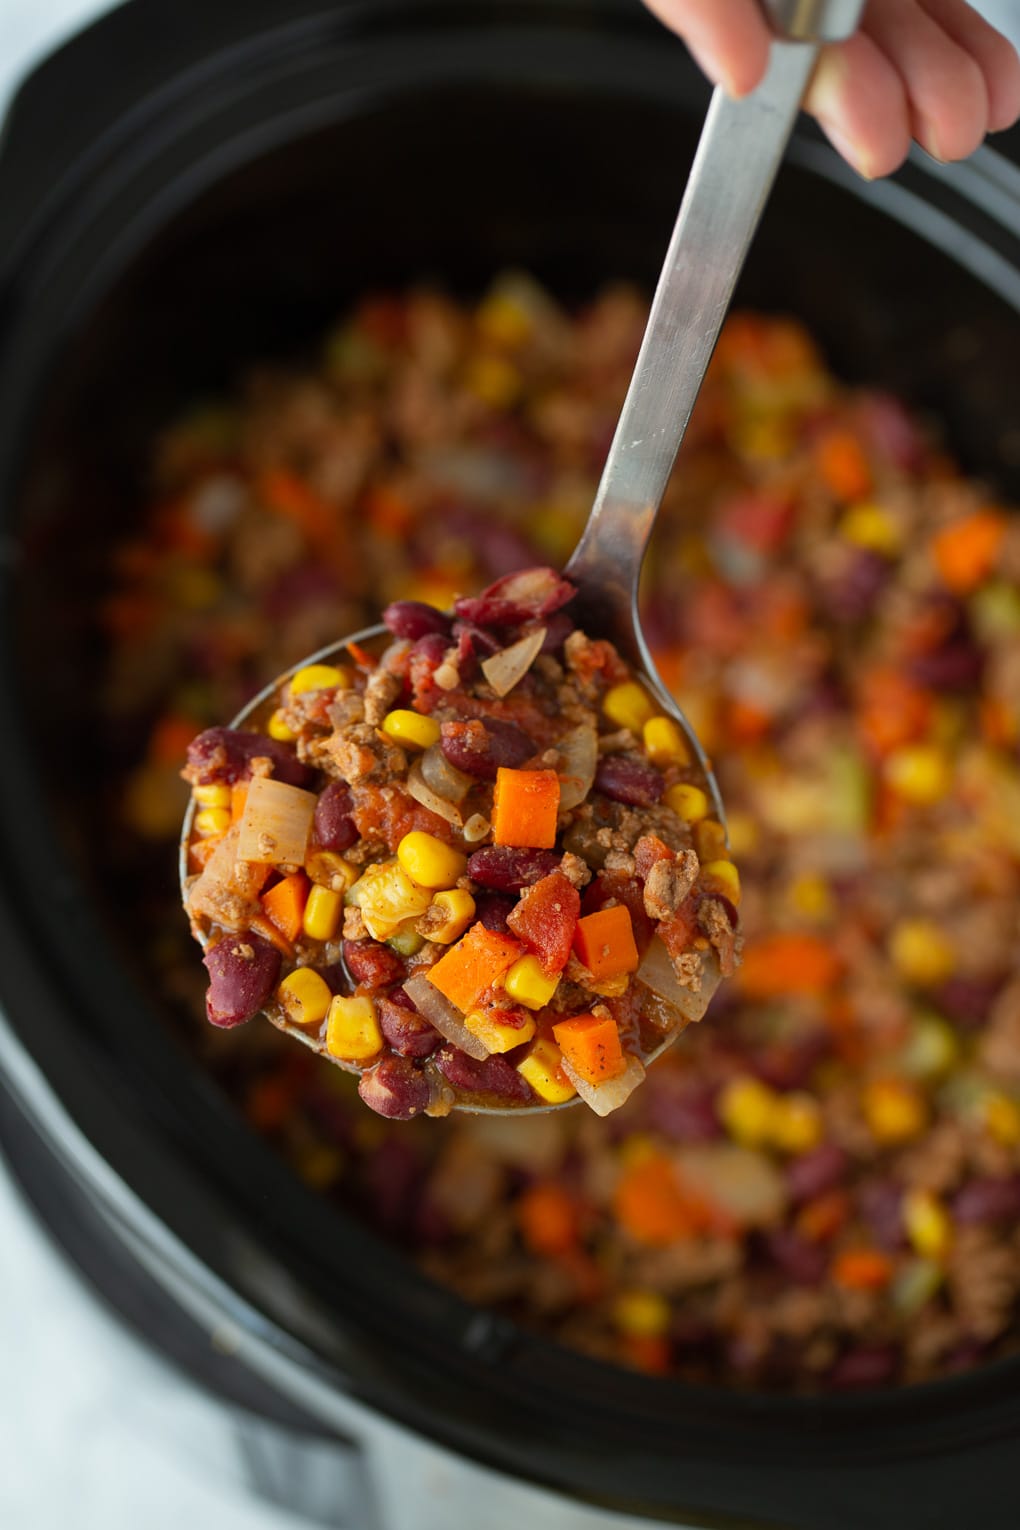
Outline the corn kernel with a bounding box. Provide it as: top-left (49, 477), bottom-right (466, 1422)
top-left (770, 1092), bottom-right (824, 1154)
top-left (192, 783), bottom-right (231, 809)
top-left (840, 501), bottom-right (902, 555)
top-left (295, 1145), bottom-right (344, 1190)
top-left (464, 1008), bottom-right (537, 1054)
top-left (466, 354), bottom-right (521, 408)
top-left (902, 1014), bottom-right (959, 1079)
top-left (694, 819), bottom-right (729, 862)
top-left (325, 994), bottom-right (383, 1062)
top-left (664, 782), bottom-right (710, 823)
top-left (862, 1077), bottom-right (928, 1145)
top-left (305, 850), bottom-right (358, 894)
top-left (194, 807), bottom-right (231, 837)
top-left (619, 1133), bottom-right (658, 1171)
top-left (642, 715), bottom-right (691, 768)
top-left (380, 709), bottom-right (441, 750)
top-left (701, 859), bottom-right (741, 906)
top-left (397, 831), bottom-right (467, 890)
top-left (302, 884), bottom-right (343, 942)
top-left (419, 888), bottom-right (476, 944)
top-left (352, 860), bottom-right (432, 940)
top-left (613, 1290), bottom-right (671, 1339)
top-left (889, 919), bottom-right (955, 986)
top-left (268, 708), bottom-right (297, 742)
top-left (724, 809), bottom-right (759, 857)
top-left (504, 955), bottom-right (560, 1011)
top-left (277, 968), bottom-right (333, 1028)
top-left (289, 663), bottom-right (350, 696)
top-left (984, 1091), bottom-right (1020, 1146)
top-left (476, 289), bottom-right (532, 347)
top-left (603, 681), bottom-right (655, 735)
top-left (892, 1257), bottom-right (943, 1316)
top-left (884, 745), bottom-right (952, 806)
top-left (903, 1188), bottom-right (952, 1261)
top-left (789, 872), bottom-right (834, 922)
top-left (516, 1038), bottom-right (577, 1104)
top-left (718, 1075), bottom-right (778, 1148)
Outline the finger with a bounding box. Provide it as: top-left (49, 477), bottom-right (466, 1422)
top-left (805, 33), bottom-right (913, 179)
top-left (919, 0), bottom-right (1020, 132)
top-left (641, 0), bottom-right (773, 97)
top-left (862, 0), bottom-right (989, 161)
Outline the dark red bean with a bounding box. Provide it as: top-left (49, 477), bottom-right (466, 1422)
top-left (828, 1345), bottom-right (899, 1389)
top-left (473, 892), bottom-right (516, 933)
top-left (952, 1175), bottom-right (1020, 1225)
top-left (594, 754), bottom-right (664, 806)
top-left (786, 1143), bottom-right (848, 1204)
top-left (312, 781), bottom-right (358, 853)
top-left (187, 726), bottom-right (313, 788)
top-left (764, 1229), bottom-right (827, 1286)
top-left (358, 1056), bottom-right (430, 1119)
top-left (857, 1180), bottom-right (907, 1251)
top-left (342, 939), bottom-right (406, 989)
top-left (539, 611), bottom-right (575, 652)
top-left (409, 632), bottom-right (452, 707)
top-left (204, 935), bottom-right (281, 1028)
top-left (382, 600), bottom-right (452, 641)
top-left (467, 846), bottom-right (561, 892)
top-left (264, 564), bottom-right (340, 621)
top-left (453, 566), bottom-right (576, 627)
top-left (434, 1045), bottom-right (534, 1102)
top-left (363, 1137), bottom-right (423, 1232)
top-left (753, 1032), bottom-right (831, 1091)
top-left (825, 548), bottom-right (890, 623)
top-left (935, 975), bottom-right (1002, 1030)
top-left (646, 1078), bottom-right (721, 1142)
top-left (376, 993), bottom-right (441, 1059)
top-left (439, 717), bottom-right (535, 779)
top-left (452, 621), bottom-right (503, 663)
top-left (910, 640), bottom-right (984, 692)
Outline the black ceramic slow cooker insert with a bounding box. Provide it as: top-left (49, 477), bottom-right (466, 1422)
top-left (1, 2), bottom-right (1020, 1525)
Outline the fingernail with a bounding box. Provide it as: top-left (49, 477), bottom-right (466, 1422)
top-left (819, 121), bottom-right (876, 181)
top-left (685, 40), bottom-right (745, 99)
top-left (919, 117), bottom-right (947, 164)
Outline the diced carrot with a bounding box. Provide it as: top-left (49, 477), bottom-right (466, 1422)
top-left (613, 1154), bottom-right (714, 1245)
top-left (816, 430), bottom-right (873, 502)
top-left (621, 1334), bottom-right (672, 1375)
top-left (981, 697), bottom-right (1017, 749)
top-left (931, 508), bottom-right (1006, 594)
top-left (364, 484), bottom-right (413, 538)
top-left (506, 872), bottom-right (580, 973)
top-left (737, 933), bottom-right (841, 1000)
top-left (246, 1075), bottom-right (296, 1132)
top-left (151, 713), bottom-right (201, 766)
top-left (426, 922), bottom-right (522, 1013)
top-left (573, 905), bottom-right (640, 980)
top-left (856, 665), bottom-right (933, 759)
top-left (723, 697), bottom-right (773, 746)
top-left (553, 1012), bottom-right (627, 1085)
top-left (258, 468), bottom-right (335, 549)
top-left (795, 1189), bottom-right (851, 1244)
top-left (832, 1248), bottom-right (893, 1291)
top-left (516, 1182), bottom-right (580, 1257)
top-left (260, 872), bottom-right (310, 944)
top-left (230, 781), bottom-right (249, 825)
top-left (491, 767), bottom-right (560, 849)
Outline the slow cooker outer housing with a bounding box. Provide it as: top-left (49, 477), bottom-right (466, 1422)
top-left (1, 2), bottom-right (1020, 1525)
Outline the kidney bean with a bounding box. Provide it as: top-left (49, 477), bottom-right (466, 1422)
top-left (952, 1175), bottom-right (1020, 1225)
top-left (409, 631), bottom-right (452, 706)
top-left (473, 892), bottom-right (516, 933)
top-left (382, 600), bottom-right (452, 641)
top-left (452, 621), bottom-right (503, 664)
top-left (935, 975), bottom-right (1002, 1029)
top-left (343, 939), bottom-right (406, 989)
top-left (467, 846), bottom-right (561, 892)
top-left (910, 641), bottom-right (984, 692)
top-left (646, 1078), bottom-right (721, 1142)
top-left (187, 726), bottom-right (313, 788)
top-left (377, 992), bottom-right (441, 1059)
top-left (439, 717), bottom-right (535, 779)
top-left (363, 1136), bottom-right (424, 1232)
top-left (765, 1229), bottom-right (827, 1286)
top-left (434, 1044), bottom-right (534, 1102)
top-left (786, 1143), bottom-right (849, 1204)
top-left (204, 934), bottom-right (281, 1028)
top-left (593, 754), bottom-right (664, 806)
top-left (754, 1032), bottom-right (831, 1091)
top-left (312, 780), bottom-right (358, 852)
top-left (358, 1056), bottom-right (430, 1119)
top-left (825, 549), bottom-right (890, 623)
top-left (857, 1180), bottom-right (907, 1251)
top-left (453, 567), bottom-right (576, 627)
top-left (828, 1345), bottom-right (899, 1389)
top-left (264, 564), bottom-right (340, 621)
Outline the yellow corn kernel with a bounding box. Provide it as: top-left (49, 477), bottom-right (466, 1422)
top-left (613, 1290), bottom-right (671, 1339)
top-left (701, 859), bottom-right (741, 906)
top-left (884, 745), bottom-right (952, 806)
top-left (717, 1075), bottom-right (779, 1148)
top-left (268, 708), bottom-right (297, 742)
top-left (841, 501), bottom-right (902, 555)
top-left (664, 782), bottom-right (710, 824)
top-left (302, 884), bottom-right (343, 942)
top-left (903, 1188), bottom-right (952, 1261)
top-left (516, 1038), bottom-right (577, 1104)
top-left (619, 1133), bottom-right (658, 1171)
top-left (694, 819), bottom-right (729, 862)
top-left (504, 955), bottom-right (559, 1011)
top-left (194, 807), bottom-right (231, 837)
top-left (724, 809), bottom-right (759, 857)
top-left (325, 994), bottom-right (383, 1062)
top-left (903, 1014), bottom-right (959, 1079)
top-left (642, 715), bottom-right (691, 768)
top-left (770, 1092), bottom-right (824, 1154)
top-left (862, 1077), bottom-right (928, 1145)
top-left (397, 831), bottom-right (467, 891)
top-left (889, 918), bottom-right (955, 986)
top-left (277, 968), bottom-right (333, 1028)
top-left (305, 850), bottom-right (359, 894)
top-left (464, 1008), bottom-right (537, 1054)
top-left (352, 860), bottom-right (432, 940)
top-left (289, 663), bottom-right (350, 696)
top-left (380, 709), bottom-right (441, 750)
top-left (192, 783), bottom-right (231, 809)
top-left (476, 289), bottom-right (532, 347)
top-left (295, 1145), bottom-right (344, 1190)
top-left (466, 354), bottom-right (521, 408)
top-left (789, 872), bottom-right (834, 923)
top-left (420, 888), bottom-right (476, 944)
top-left (603, 681), bottom-right (655, 735)
top-left (984, 1091), bottom-right (1020, 1146)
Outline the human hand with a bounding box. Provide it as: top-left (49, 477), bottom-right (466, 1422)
top-left (642, 0), bottom-right (1020, 177)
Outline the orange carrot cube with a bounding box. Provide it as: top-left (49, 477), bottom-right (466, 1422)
top-left (491, 767), bottom-right (560, 849)
top-left (572, 905), bottom-right (639, 980)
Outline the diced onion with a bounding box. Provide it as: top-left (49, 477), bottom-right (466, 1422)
top-left (406, 760), bottom-right (463, 826)
top-left (675, 1143), bottom-right (787, 1225)
top-left (237, 775), bottom-right (316, 865)
top-left (462, 813), bottom-right (491, 843)
top-left (635, 937), bottom-right (718, 1024)
top-left (481, 626), bottom-right (546, 697)
top-left (562, 1053), bottom-right (646, 1117)
top-left (557, 721), bottom-right (598, 810)
top-left (420, 742), bottom-right (473, 803)
top-left (404, 973), bottom-right (489, 1061)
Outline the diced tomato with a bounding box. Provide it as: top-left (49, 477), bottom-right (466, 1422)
top-left (506, 872), bottom-right (580, 974)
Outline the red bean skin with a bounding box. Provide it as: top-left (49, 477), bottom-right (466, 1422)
top-left (594, 754), bottom-right (664, 806)
top-left (786, 1143), bottom-right (848, 1204)
top-left (952, 1175), bottom-right (1020, 1225)
top-left (439, 717), bottom-right (535, 780)
top-left (467, 846), bottom-right (561, 892)
top-left (453, 567), bottom-right (575, 627)
top-left (434, 1045), bottom-right (534, 1102)
top-left (343, 939), bottom-right (406, 988)
top-left (358, 1056), bottom-right (430, 1119)
top-left (828, 1346), bottom-right (899, 1389)
top-left (473, 892), bottom-right (516, 932)
top-left (765, 1229), bottom-right (827, 1286)
top-left (312, 781), bottom-right (358, 852)
top-left (383, 600), bottom-right (452, 641)
top-left (204, 934), bottom-right (281, 1027)
top-left (187, 726), bottom-right (314, 788)
top-left (376, 993), bottom-right (441, 1058)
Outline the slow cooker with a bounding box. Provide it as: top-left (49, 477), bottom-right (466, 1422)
top-left (2, 1), bottom-right (1020, 1525)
